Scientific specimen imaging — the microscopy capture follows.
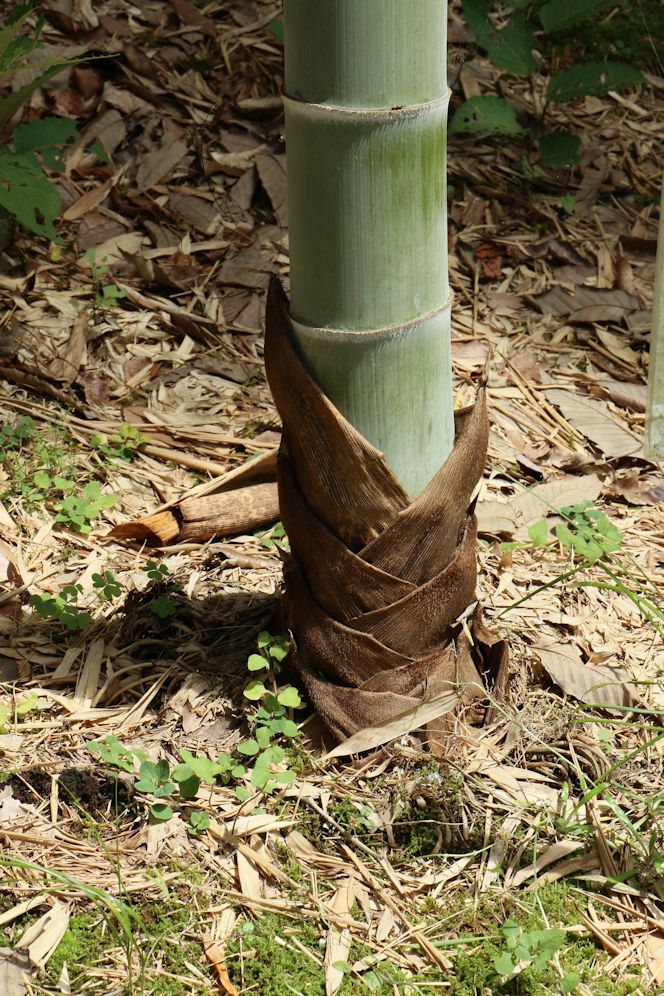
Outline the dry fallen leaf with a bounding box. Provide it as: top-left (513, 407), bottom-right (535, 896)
top-left (0, 948), bottom-right (29, 996)
top-left (203, 933), bottom-right (238, 996)
top-left (545, 390), bottom-right (641, 460)
top-left (533, 642), bottom-right (640, 710)
top-left (324, 688), bottom-right (461, 759)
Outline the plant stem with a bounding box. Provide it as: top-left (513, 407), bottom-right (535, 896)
top-left (283, 0), bottom-right (454, 495)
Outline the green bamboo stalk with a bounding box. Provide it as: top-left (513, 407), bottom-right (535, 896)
top-left (283, 0), bottom-right (453, 496)
top-left (645, 176), bottom-right (664, 460)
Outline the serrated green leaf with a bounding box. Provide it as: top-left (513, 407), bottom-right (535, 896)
top-left (485, 14), bottom-right (536, 75)
top-left (450, 96), bottom-right (524, 135)
top-left (539, 0), bottom-right (614, 32)
top-left (547, 61), bottom-right (643, 102)
top-left (235, 785), bottom-right (251, 802)
top-left (539, 131), bottom-right (581, 168)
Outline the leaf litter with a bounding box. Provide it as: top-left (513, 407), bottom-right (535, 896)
top-left (0, 0), bottom-right (662, 992)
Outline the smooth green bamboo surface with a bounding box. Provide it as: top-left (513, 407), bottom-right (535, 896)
top-left (284, 0), bottom-right (447, 107)
top-left (645, 177), bottom-right (664, 459)
top-left (283, 0), bottom-right (453, 494)
top-left (291, 305), bottom-right (452, 496)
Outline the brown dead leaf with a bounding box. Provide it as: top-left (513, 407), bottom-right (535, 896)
top-left (606, 470), bottom-right (664, 506)
top-left (530, 286), bottom-right (638, 324)
top-left (256, 154), bottom-right (288, 227)
top-left (514, 474), bottom-right (603, 529)
top-left (591, 380), bottom-right (647, 412)
top-left (325, 880), bottom-right (353, 996)
top-left (0, 947), bottom-right (29, 996)
top-left (135, 137), bottom-right (189, 192)
top-left (546, 390), bottom-right (642, 459)
top-left (477, 499), bottom-right (516, 537)
top-left (170, 0), bottom-right (217, 37)
top-left (48, 314), bottom-right (88, 386)
top-left (324, 689), bottom-right (461, 759)
top-left (533, 642), bottom-right (640, 710)
top-left (203, 933), bottom-right (238, 996)
top-left (15, 902), bottom-right (70, 969)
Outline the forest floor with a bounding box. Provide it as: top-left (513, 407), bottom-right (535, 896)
top-left (0, 1), bottom-right (663, 994)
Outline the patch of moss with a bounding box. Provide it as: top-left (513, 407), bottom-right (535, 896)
top-left (329, 797), bottom-right (380, 844)
top-left (226, 912), bottom-right (441, 994)
top-left (392, 803), bottom-right (444, 858)
top-left (46, 912), bottom-right (116, 990)
top-left (439, 883), bottom-right (643, 996)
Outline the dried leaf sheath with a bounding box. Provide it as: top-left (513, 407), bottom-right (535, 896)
top-left (265, 277), bottom-right (507, 745)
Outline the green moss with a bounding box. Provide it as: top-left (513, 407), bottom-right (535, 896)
top-left (46, 912), bottom-right (115, 989)
top-left (437, 884), bottom-right (643, 996)
top-left (329, 797), bottom-right (380, 844)
top-left (392, 803), bottom-right (444, 858)
top-left (226, 912), bottom-right (441, 994)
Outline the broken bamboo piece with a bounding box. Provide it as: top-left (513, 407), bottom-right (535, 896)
top-left (107, 481), bottom-right (279, 546)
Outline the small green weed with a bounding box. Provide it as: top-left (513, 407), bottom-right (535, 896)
top-left (91, 424), bottom-right (148, 462)
top-left (86, 632), bottom-right (305, 822)
top-left (501, 500), bottom-right (664, 638)
top-left (0, 692), bottom-right (41, 731)
top-left (141, 561), bottom-right (180, 619)
top-left (87, 248), bottom-right (127, 317)
top-left (258, 520), bottom-right (290, 553)
top-left (54, 481), bottom-right (117, 533)
top-left (493, 920), bottom-right (579, 990)
top-left (453, 0), bottom-right (644, 176)
top-left (30, 584), bottom-right (91, 631)
top-left (0, 415), bottom-right (117, 533)
top-left (92, 570), bottom-right (123, 601)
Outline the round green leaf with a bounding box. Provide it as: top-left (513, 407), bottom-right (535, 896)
top-left (277, 687), bottom-right (301, 709)
top-left (243, 680), bottom-right (266, 701)
top-left (247, 653), bottom-right (268, 671)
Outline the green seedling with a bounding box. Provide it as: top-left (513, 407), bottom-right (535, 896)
top-left (259, 521), bottom-right (290, 554)
top-left (54, 481), bottom-right (116, 534)
top-left (88, 735), bottom-right (136, 774)
top-left (30, 584), bottom-right (91, 631)
top-left (134, 759), bottom-right (174, 798)
top-left (0, 415), bottom-right (34, 450)
top-left (87, 249), bottom-right (127, 314)
top-left (143, 561), bottom-right (170, 583)
top-left (91, 424), bottom-right (147, 463)
top-left (0, 692), bottom-right (41, 731)
top-left (494, 920), bottom-right (579, 991)
top-left (453, 0), bottom-right (643, 171)
top-left (92, 570), bottom-right (123, 601)
top-left (187, 811), bottom-right (211, 836)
